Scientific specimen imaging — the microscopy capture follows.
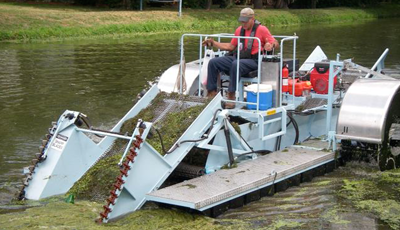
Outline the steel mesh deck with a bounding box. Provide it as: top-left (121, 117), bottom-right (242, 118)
top-left (298, 98), bottom-right (327, 111)
top-left (147, 143), bottom-right (335, 210)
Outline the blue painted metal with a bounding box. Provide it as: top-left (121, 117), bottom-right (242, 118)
top-left (102, 121), bottom-right (153, 222)
top-left (25, 110), bottom-right (105, 200)
top-left (118, 119), bottom-right (144, 166)
top-left (24, 86), bottom-right (159, 200)
top-left (326, 61), bottom-right (343, 142)
top-left (366, 48), bottom-right (389, 78)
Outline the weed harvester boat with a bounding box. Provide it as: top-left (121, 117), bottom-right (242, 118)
top-left (17, 34), bottom-right (400, 223)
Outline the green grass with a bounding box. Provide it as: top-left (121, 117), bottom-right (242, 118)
top-left (0, 3), bottom-right (399, 42)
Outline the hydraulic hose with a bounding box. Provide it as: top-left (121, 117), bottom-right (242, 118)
top-left (223, 118), bottom-right (235, 166)
top-left (274, 112), bottom-right (299, 150)
top-left (275, 135), bottom-right (282, 151)
top-left (287, 112), bottom-right (299, 144)
top-left (234, 149), bottom-right (272, 160)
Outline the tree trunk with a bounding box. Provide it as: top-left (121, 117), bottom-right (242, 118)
top-left (206, 0), bottom-right (212, 10)
top-left (274, 0), bottom-right (289, 9)
top-left (254, 0), bottom-right (263, 9)
top-left (311, 0), bottom-right (318, 8)
top-left (121, 0), bottom-right (129, 9)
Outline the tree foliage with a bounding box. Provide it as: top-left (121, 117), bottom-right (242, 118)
top-left (291, 0), bottom-right (386, 8)
top-left (72, 0), bottom-right (397, 9)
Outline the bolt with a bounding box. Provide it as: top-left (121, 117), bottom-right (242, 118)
top-left (29, 166), bottom-right (35, 173)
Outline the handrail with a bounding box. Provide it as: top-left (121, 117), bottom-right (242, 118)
top-left (180, 34), bottom-right (262, 110)
top-left (365, 48), bottom-right (389, 78)
top-left (279, 35), bottom-right (299, 107)
top-left (180, 33), bottom-right (298, 111)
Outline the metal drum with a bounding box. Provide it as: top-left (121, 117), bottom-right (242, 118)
top-left (336, 78), bottom-right (400, 144)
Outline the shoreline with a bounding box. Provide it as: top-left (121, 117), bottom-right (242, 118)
top-left (0, 3), bottom-right (399, 42)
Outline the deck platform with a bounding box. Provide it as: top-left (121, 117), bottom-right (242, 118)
top-left (146, 140), bottom-right (336, 211)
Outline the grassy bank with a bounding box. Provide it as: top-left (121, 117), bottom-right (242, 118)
top-left (0, 2), bottom-right (399, 42)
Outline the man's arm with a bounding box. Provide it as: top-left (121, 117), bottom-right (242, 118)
top-left (264, 39), bottom-right (279, 51)
top-left (202, 38), bottom-right (236, 52)
top-left (259, 26), bottom-right (278, 51)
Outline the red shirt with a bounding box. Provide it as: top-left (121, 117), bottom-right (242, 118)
top-left (231, 24), bottom-right (276, 55)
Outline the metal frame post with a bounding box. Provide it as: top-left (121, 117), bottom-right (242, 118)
top-left (366, 48), bottom-right (389, 78)
top-left (276, 35), bottom-right (298, 107)
top-left (179, 0), bottom-right (182, 17)
top-left (326, 61), bottom-right (343, 136)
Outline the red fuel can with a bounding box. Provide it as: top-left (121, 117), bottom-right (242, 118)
top-left (288, 79), bottom-right (304, 97)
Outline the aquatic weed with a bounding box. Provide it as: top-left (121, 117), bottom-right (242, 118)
top-left (68, 154), bottom-right (122, 201)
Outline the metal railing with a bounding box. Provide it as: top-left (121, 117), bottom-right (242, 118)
top-left (275, 35), bottom-right (298, 107)
top-left (366, 48), bottom-right (389, 78)
top-left (179, 33), bottom-right (298, 112)
top-left (179, 33), bottom-right (262, 110)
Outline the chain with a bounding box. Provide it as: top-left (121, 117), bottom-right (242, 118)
top-left (16, 122), bottom-right (57, 201)
top-left (97, 134), bottom-right (143, 224)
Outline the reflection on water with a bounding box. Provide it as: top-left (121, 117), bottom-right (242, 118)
top-left (0, 18), bottom-right (399, 210)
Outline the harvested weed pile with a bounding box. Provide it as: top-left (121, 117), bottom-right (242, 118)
top-left (68, 154), bottom-right (122, 201)
top-left (68, 92), bottom-right (208, 201)
top-left (119, 92), bottom-right (208, 155)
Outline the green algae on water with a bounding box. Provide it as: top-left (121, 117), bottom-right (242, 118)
top-left (356, 200), bottom-right (400, 229)
top-left (315, 180), bottom-right (331, 186)
top-left (338, 164), bottom-right (400, 229)
top-left (268, 217), bottom-right (304, 230)
top-left (0, 200), bottom-right (229, 230)
top-left (322, 208), bottom-right (351, 225)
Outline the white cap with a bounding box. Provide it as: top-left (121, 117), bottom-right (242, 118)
top-left (238, 8), bottom-right (255, 22)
